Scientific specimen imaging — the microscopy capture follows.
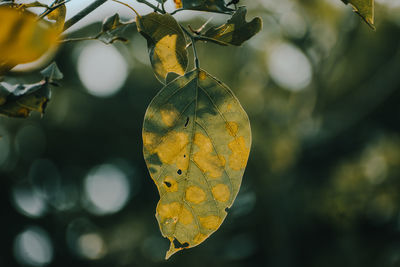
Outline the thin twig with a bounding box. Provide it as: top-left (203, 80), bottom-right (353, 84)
top-left (112, 0), bottom-right (140, 17)
top-left (170, 8), bottom-right (184, 15)
top-left (181, 26), bottom-right (200, 69)
top-left (39, 0), bottom-right (70, 19)
top-left (63, 0), bottom-right (108, 31)
top-left (136, 0), bottom-right (165, 13)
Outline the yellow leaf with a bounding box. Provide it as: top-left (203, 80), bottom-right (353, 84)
top-left (0, 6), bottom-right (60, 72)
top-left (47, 3), bottom-right (67, 32)
top-left (136, 13), bottom-right (188, 84)
top-left (143, 69), bottom-right (251, 259)
top-left (174, 0), bottom-right (183, 9)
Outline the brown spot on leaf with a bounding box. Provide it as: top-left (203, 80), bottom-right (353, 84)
top-left (228, 136), bottom-right (250, 171)
top-left (193, 133), bottom-right (226, 178)
top-left (226, 121), bottom-right (238, 137)
top-left (199, 215), bottom-right (221, 230)
top-left (179, 207), bottom-right (193, 225)
top-left (143, 132), bottom-right (158, 151)
top-left (157, 202), bottom-right (193, 225)
top-left (212, 184), bottom-right (230, 202)
top-left (157, 202), bottom-right (181, 224)
top-left (199, 70), bottom-right (207, 81)
top-left (163, 176), bottom-right (178, 192)
top-left (185, 186), bottom-right (206, 204)
top-left (154, 131), bottom-right (190, 171)
top-left (161, 105), bottom-right (179, 127)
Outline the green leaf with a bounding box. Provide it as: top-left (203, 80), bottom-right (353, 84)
top-left (342, 0), bottom-right (375, 29)
top-left (137, 13), bottom-right (189, 84)
top-left (0, 81), bottom-right (51, 118)
top-left (102, 13), bottom-right (123, 32)
top-left (143, 69), bottom-right (251, 259)
top-left (204, 7), bottom-right (262, 46)
top-left (40, 62), bottom-right (64, 81)
top-left (99, 13), bottom-right (133, 44)
top-left (0, 84), bottom-right (9, 106)
top-left (174, 0), bottom-right (234, 13)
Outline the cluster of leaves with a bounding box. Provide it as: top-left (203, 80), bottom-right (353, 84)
top-left (0, 0), bottom-right (376, 260)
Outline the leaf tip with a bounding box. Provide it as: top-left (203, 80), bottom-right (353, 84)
top-left (165, 240), bottom-right (180, 260)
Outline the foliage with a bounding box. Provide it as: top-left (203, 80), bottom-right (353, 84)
top-left (342, 0), bottom-right (374, 29)
top-left (143, 69), bottom-right (251, 258)
top-left (0, 0), bottom-right (377, 260)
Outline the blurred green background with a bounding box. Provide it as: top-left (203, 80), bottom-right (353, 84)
top-left (1, 0), bottom-right (400, 266)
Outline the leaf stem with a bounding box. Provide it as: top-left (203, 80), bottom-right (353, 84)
top-left (112, 0), bottom-right (140, 17)
top-left (39, 0), bottom-right (70, 19)
top-left (63, 0), bottom-right (108, 31)
top-left (181, 26), bottom-right (200, 69)
top-left (135, 0), bottom-right (165, 14)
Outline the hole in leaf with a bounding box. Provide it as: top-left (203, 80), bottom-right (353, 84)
top-left (164, 181), bottom-right (172, 187)
top-left (225, 207), bottom-right (230, 212)
top-left (177, 169), bottom-right (182, 175)
top-left (183, 154), bottom-right (186, 158)
top-left (173, 238), bottom-right (189, 249)
top-left (184, 117), bottom-right (189, 127)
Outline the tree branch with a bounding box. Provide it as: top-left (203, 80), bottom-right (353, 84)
top-left (63, 0), bottom-right (108, 31)
top-left (136, 0), bottom-right (165, 14)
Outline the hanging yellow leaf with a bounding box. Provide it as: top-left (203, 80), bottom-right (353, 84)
top-left (342, 0), bottom-right (374, 29)
top-left (204, 7), bottom-right (262, 46)
top-left (143, 69), bottom-right (251, 259)
top-left (137, 13), bottom-right (188, 84)
top-left (0, 6), bottom-right (60, 73)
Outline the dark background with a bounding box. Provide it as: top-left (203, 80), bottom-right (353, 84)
top-left (1, 1), bottom-right (400, 266)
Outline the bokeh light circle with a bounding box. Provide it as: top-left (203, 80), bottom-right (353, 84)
top-left (13, 226), bottom-right (53, 267)
top-left (77, 42), bottom-right (128, 97)
top-left (84, 164), bottom-right (130, 215)
top-left (267, 42), bottom-right (312, 91)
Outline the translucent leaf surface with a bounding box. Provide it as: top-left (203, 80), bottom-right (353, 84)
top-left (143, 69), bottom-right (251, 259)
top-left (342, 0), bottom-right (374, 29)
top-left (102, 13), bottom-right (124, 32)
top-left (174, 0), bottom-right (234, 14)
top-left (40, 62), bottom-right (64, 81)
top-left (137, 13), bottom-right (188, 84)
top-left (0, 6), bottom-right (59, 72)
top-left (0, 81), bottom-right (51, 118)
top-left (47, 2), bottom-right (66, 32)
top-left (204, 7), bottom-right (262, 46)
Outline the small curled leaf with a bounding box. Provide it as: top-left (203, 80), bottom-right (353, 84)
top-left (204, 7), bottom-right (262, 46)
top-left (102, 13), bottom-right (124, 32)
top-left (143, 69), bottom-right (251, 259)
